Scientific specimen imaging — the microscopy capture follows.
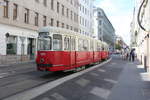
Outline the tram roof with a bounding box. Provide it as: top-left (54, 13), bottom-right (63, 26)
top-left (38, 26), bottom-right (106, 44)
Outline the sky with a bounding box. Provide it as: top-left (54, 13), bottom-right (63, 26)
top-left (94, 0), bottom-right (134, 45)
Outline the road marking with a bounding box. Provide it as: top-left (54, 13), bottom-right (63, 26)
top-left (90, 72), bottom-right (99, 76)
top-left (98, 69), bottom-right (106, 72)
top-left (3, 58), bottom-right (111, 100)
top-left (90, 87), bottom-right (110, 99)
top-left (41, 97), bottom-right (51, 100)
top-left (104, 78), bottom-right (118, 84)
top-left (0, 73), bottom-right (9, 78)
top-left (51, 93), bottom-right (67, 100)
top-left (76, 78), bottom-right (90, 87)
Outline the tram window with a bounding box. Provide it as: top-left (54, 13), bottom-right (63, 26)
top-left (38, 37), bottom-right (51, 50)
top-left (64, 37), bottom-right (70, 50)
top-left (102, 44), bottom-right (104, 50)
top-left (90, 40), bottom-right (93, 51)
top-left (83, 40), bottom-right (88, 51)
top-left (53, 34), bottom-right (62, 51)
top-left (97, 43), bottom-right (101, 51)
top-left (78, 39), bottom-right (83, 51)
top-left (71, 38), bottom-right (75, 51)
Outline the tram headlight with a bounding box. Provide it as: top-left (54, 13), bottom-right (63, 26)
top-left (40, 58), bottom-right (44, 63)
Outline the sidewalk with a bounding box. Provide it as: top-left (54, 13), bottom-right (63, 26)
top-left (3, 57), bottom-right (150, 100)
top-left (0, 60), bottom-right (35, 68)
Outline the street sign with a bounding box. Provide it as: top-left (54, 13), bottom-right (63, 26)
top-left (0, 2), bottom-right (6, 6)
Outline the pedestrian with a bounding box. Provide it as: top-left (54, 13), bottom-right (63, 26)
top-left (129, 49), bottom-right (135, 62)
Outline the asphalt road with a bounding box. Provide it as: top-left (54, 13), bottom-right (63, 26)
top-left (0, 55), bottom-right (120, 99)
top-left (0, 62), bottom-right (74, 99)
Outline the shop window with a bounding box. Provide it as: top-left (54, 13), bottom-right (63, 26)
top-left (6, 36), bottom-right (17, 55)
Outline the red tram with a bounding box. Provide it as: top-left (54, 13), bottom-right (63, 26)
top-left (36, 27), bottom-right (109, 72)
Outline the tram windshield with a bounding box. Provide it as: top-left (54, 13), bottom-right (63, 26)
top-left (38, 37), bottom-right (52, 50)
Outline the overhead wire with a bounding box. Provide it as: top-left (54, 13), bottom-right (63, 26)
top-left (137, 0), bottom-right (149, 32)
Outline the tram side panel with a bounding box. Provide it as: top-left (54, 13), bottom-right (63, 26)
top-left (36, 51), bottom-right (73, 71)
top-left (75, 51), bottom-right (92, 67)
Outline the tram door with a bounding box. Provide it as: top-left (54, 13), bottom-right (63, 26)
top-left (27, 38), bottom-right (35, 60)
top-left (70, 37), bottom-right (76, 67)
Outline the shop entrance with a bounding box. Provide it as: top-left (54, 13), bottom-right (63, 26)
top-left (27, 38), bottom-right (35, 60)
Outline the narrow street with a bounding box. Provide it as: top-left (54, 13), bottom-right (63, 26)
top-left (1, 55), bottom-right (149, 100)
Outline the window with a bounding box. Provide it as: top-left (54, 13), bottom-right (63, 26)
top-left (66, 25), bottom-right (69, 29)
top-left (74, 13), bottom-right (76, 22)
top-left (62, 5), bottom-right (64, 16)
top-left (53, 34), bottom-right (62, 51)
top-left (43, 0), bottom-right (47, 6)
top-left (6, 36), bottom-right (17, 55)
top-left (62, 23), bottom-right (64, 28)
top-left (43, 16), bottom-right (47, 26)
top-left (3, 0), bottom-right (9, 18)
top-left (90, 40), bottom-right (93, 51)
top-left (13, 3), bottom-right (18, 20)
top-left (98, 12), bottom-right (101, 17)
top-left (51, 0), bottom-right (54, 10)
top-left (71, 38), bottom-right (75, 50)
top-left (57, 2), bottom-right (59, 13)
top-left (70, 26), bottom-right (73, 30)
top-left (71, 11), bottom-right (73, 20)
top-left (38, 37), bottom-right (52, 50)
top-left (70, 0), bottom-right (73, 5)
top-left (24, 8), bottom-right (29, 24)
top-left (83, 40), bottom-right (88, 51)
top-left (35, 0), bottom-right (39, 2)
top-left (78, 39), bottom-right (83, 51)
top-left (66, 8), bottom-right (69, 18)
top-left (64, 37), bottom-right (70, 50)
top-left (35, 12), bottom-right (38, 26)
top-left (57, 21), bottom-right (59, 27)
top-left (97, 43), bottom-right (101, 51)
top-left (50, 18), bottom-right (54, 26)
top-left (99, 20), bottom-right (102, 25)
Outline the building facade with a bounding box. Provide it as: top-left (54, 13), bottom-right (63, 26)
top-left (78, 0), bottom-right (94, 36)
top-left (0, 0), bottom-right (80, 64)
top-left (130, 0), bottom-right (150, 71)
top-left (93, 7), bottom-right (115, 51)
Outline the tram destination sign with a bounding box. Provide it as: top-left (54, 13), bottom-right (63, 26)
top-left (39, 32), bottom-right (49, 37)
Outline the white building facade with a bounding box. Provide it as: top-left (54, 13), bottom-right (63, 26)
top-left (78, 0), bottom-right (94, 36)
top-left (93, 8), bottom-right (115, 51)
top-left (131, 0), bottom-right (150, 71)
top-left (0, 0), bottom-right (79, 64)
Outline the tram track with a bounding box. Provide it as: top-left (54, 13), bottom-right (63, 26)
top-left (0, 59), bottom-right (109, 99)
top-left (0, 63), bottom-right (74, 99)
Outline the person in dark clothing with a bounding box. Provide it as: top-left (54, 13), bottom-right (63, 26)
top-left (130, 49), bottom-right (135, 62)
